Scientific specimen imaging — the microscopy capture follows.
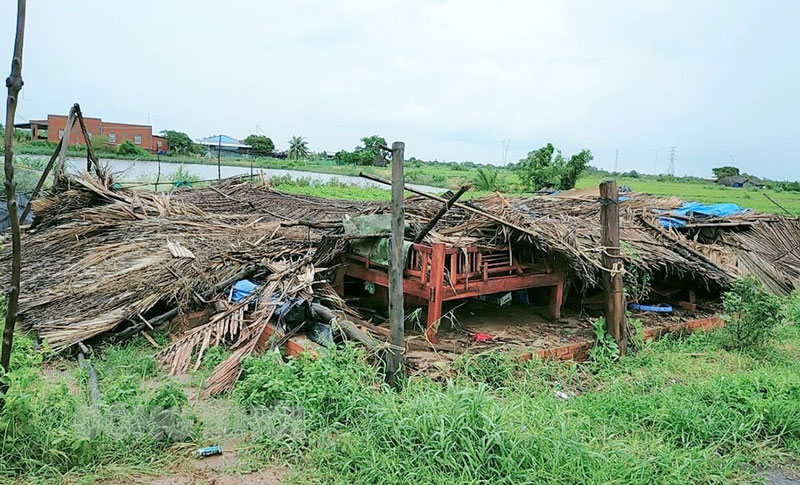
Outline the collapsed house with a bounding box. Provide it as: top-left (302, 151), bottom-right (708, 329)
top-left (3, 173), bottom-right (799, 393)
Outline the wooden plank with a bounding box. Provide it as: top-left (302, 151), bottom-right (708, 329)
top-left (600, 180), bottom-right (627, 355)
top-left (427, 242), bottom-right (446, 343)
top-left (441, 272), bottom-right (562, 300)
top-left (344, 264), bottom-right (430, 298)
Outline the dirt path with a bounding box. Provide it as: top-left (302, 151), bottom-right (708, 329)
top-left (145, 468), bottom-right (285, 485)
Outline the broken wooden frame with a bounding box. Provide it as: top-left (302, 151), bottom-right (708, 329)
top-left (19, 102), bottom-right (103, 223)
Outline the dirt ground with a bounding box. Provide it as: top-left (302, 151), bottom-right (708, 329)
top-left (400, 297), bottom-right (717, 372)
top-left (144, 468), bottom-right (285, 485)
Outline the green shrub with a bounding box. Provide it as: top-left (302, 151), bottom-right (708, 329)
top-left (168, 164), bottom-right (199, 185)
top-left (588, 317), bottom-right (619, 367)
top-left (115, 140), bottom-right (148, 157)
top-left (786, 291), bottom-right (800, 326)
top-left (721, 276), bottom-right (782, 350)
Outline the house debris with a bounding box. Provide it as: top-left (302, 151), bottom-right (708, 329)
top-left (3, 172), bottom-right (800, 395)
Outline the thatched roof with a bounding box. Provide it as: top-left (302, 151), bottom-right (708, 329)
top-left (4, 176), bottom-right (799, 360)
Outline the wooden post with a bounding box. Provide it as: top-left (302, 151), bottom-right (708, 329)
top-left (74, 103), bottom-right (101, 177)
top-left (427, 242), bottom-right (446, 343)
top-left (18, 137), bottom-right (61, 223)
top-left (217, 134), bottom-right (222, 181)
top-left (2, 0), bottom-right (26, 402)
top-left (599, 179), bottom-right (626, 355)
top-left (53, 105), bottom-right (77, 184)
top-left (386, 141), bottom-right (405, 387)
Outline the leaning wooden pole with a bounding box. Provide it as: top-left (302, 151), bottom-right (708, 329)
top-left (53, 105), bottom-right (77, 184)
top-left (2, 0), bottom-right (27, 399)
top-left (413, 184), bottom-right (470, 243)
top-left (74, 103), bottom-right (102, 177)
top-left (18, 137), bottom-right (62, 223)
top-left (386, 141), bottom-right (405, 387)
top-left (599, 179), bottom-right (626, 355)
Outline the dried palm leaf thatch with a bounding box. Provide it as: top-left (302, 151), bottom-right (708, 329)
top-left (200, 259), bottom-right (329, 397)
top-left (3, 174), bottom-right (336, 351)
top-left (402, 191), bottom-right (727, 289)
top-left (173, 178), bottom-right (384, 222)
top-left (708, 217), bottom-right (800, 295)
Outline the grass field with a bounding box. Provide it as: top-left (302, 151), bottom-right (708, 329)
top-left (9, 141), bottom-right (800, 214)
top-left (1, 294), bottom-right (799, 484)
top-left (578, 175), bottom-right (800, 215)
top-left (271, 172), bottom-right (800, 214)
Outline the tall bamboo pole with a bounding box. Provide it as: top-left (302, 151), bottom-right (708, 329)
top-left (386, 141), bottom-right (405, 387)
top-left (2, 0), bottom-right (27, 399)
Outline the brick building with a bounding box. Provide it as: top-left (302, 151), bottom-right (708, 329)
top-left (18, 114), bottom-right (168, 154)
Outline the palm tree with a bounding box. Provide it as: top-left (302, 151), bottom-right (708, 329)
top-left (288, 135), bottom-right (309, 160)
top-left (473, 167), bottom-right (499, 191)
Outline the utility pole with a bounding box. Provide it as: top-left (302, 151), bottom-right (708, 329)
top-left (667, 146), bottom-right (677, 177)
top-left (614, 148), bottom-right (619, 175)
top-left (599, 179), bottom-right (626, 356)
top-left (217, 134), bottom-right (222, 181)
top-left (386, 141), bottom-right (405, 388)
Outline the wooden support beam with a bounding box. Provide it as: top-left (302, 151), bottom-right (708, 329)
top-left (599, 180), bottom-right (626, 355)
top-left (53, 105), bottom-right (77, 184)
top-left (18, 137), bottom-right (62, 223)
top-left (359, 172), bottom-right (538, 238)
top-left (413, 184), bottom-right (470, 243)
top-left (426, 242), bottom-right (446, 343)
top-left (74, 103), bottom-right (102, 177)
top-left (386, 141), bottom-right (405, 387)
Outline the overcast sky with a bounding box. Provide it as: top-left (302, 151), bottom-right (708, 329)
top-left (2, 0), bottom-right (798, 179)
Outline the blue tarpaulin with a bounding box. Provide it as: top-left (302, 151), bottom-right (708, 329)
top-left (659, 202), bottom-right (749, 228)
top-left (231, 279), bottom-right (259, 302)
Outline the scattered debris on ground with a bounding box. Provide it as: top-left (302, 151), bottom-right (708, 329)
top-left (3, 171), bottom-right (800, 396)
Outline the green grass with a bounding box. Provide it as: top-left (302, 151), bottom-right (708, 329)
top-left (578, 175), bottom-right (800, 215)
top-left (11, 138), bottom-right (800, 214)
top-left (1, 293), bottom-right (799, 484)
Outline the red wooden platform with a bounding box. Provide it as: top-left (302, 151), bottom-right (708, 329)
top-left (341, 242), bottom-right (564, 343)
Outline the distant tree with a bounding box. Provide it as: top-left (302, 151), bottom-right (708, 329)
top-left (243, 134), bottom-right (275, 156)
top-left (519, 143), bottom-right (593, 191)
top-left (334, 149), bottom-right (362, 165)
top-left (160, 130), bottom-right (197, 155)
top-left (356, 135), bottom-right (387, 166)
top-left (288, 135), bottom-right (309, 160)
top-left (333, 135), bottom-right (388, 166)
top-left (359, 135), bottom-right (386, 154)
top-left (712, 166), bottom-right (740, 179)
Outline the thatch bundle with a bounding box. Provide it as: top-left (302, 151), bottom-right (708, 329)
top-left (5, 172), bottom-right (799, 378)
top-left (5, 175), bottom-right (341, 351)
